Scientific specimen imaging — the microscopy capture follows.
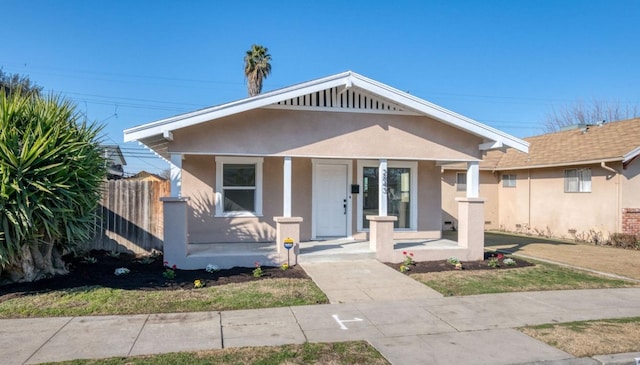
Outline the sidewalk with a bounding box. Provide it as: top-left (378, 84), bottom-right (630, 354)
top-left (2, 258), bottom-right (640, 364)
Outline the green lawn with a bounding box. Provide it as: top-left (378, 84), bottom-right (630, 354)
top-left (38, 341), bottom-right (389, 365)
top-left (411, 260), bottom-right (639, 296)
top-left (0, 278), bottom-right (328, 318)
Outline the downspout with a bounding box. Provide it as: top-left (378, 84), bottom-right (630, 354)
top-left (600, 162), bottom-right (620, 232)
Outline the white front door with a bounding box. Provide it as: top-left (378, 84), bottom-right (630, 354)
top-left (314, 163), bottom-right (348, 237)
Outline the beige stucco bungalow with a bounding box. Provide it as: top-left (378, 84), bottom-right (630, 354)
top-left (124, 71), bottom-right (528, 269)
top-left (443, 118), bottom-right (640, 241)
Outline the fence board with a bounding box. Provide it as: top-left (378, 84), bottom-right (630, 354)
top-left (83, 180), bottom-right (169, 255)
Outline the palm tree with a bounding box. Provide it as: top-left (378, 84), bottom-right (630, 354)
top-left (244, 44), bottom-right (272, 97)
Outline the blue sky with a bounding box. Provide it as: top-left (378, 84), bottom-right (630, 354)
top-left (4, 0), bottom-right (639, 174)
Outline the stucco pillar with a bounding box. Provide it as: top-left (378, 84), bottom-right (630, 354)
top-left (367, 215), bottom-right (397, 262)
top-left (169, 153), bottom-right (183, 197)
top-left (161, 196), bottom-right (190, 268)
top-left (466, 161), bottom-right (479, 198)
top-left (378, 159), bottom-right (388, 216)
top-left (456, 197), bottom-right (485, 260)
top-left (273, 216), bottom-right (303, 266)
top-left (283, 156), bottom-right (292, 217)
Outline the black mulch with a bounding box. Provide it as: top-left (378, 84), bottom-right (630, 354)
top-left (385, 252), bottom-right (535, 273)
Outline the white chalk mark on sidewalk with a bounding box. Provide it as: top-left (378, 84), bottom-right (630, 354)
top-left (332, 314), bottom-right (363, 330)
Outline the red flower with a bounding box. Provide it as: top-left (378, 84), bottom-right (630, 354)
top-left (163, 261), bottom-right (168, 265)
top-left (402, 251), bottom-right (407, 255)
top-left (410, 252), bottom-right (414, 257)
top-left (497, 253), bottom-right (504, 260)
top-left (254, 261), bottom-right (260, 267)
top-left (172, 264), bottom-right (177, 269)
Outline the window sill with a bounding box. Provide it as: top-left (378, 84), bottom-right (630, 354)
top-left (215, 212), bottom-right (263, 218)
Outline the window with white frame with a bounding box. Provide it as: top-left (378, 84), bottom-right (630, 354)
top-left (502, 174), bottom-right (517, 187)
top-left (456, 172), bottom-right (467, 191)
top-left (215, 157), bottom-right (263, 216)
top-left (564, 168), bottom-right (591, 193)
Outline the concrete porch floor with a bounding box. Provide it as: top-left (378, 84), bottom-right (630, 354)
top-left (186, 231), bottom-right (461, 266)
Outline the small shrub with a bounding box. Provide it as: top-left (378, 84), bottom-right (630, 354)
top-left (281, 263), bottom-right (290, 270)
top-left (447, 257), bottom-right (460, 265)
top-left (503, 258), bottom-right (517, 266)
top-left (114, 267), bottom-right (130, 276)
top-left (138, 256), bottom-right (155, 265)
top-left (81, 256), bottom-right (98, 264)
top-left (488, 257), bottom-right (500, 268)
top-left (106, 251), bottom-right (121, 258)
top-left (162, 261), bottom-right (177, 279)
top-left (610, 233), bottom-right (639, 249)
top-left (193, 279), bottom-right (205, 289)
top-left (206, 264), bottom-right (220, 273)
top-left (400, 264), bottom-right (410, 273)
top-left (253, 262), bottom-right (263, 278)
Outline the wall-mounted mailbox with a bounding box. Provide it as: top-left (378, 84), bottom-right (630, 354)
top-left (351, 184), bottom-right (360, 194)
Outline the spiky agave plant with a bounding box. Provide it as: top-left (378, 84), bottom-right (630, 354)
top-left (0, 90), bottom-right (106, 282)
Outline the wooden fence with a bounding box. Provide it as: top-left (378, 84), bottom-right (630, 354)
top-left (85, 180), bottom-right (170, 254)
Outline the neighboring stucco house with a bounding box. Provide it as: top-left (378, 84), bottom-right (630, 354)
top-left (443, 118), bottom-right (640, 240)
top-left (101, 144), bottom-right (127, 180)
top-left (124, 71), bottom-right (528, 268)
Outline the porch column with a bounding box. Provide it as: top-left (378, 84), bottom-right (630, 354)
top-left (170, 153), bottom-right (183, 197)
top-left (466, 161), bottom-right (479, 198)
top-left (161, 196), bottom-right (190, 268)
top-left (378, 159), bottom-right (388, 216)
top-left (274, 216), bottom-right (303, 266)
top-left (283, 156), bottom-right (292, 217)
top-left (367, 215), bottom-right (397, 262)
top-left (456, 197), bottom-right (485, 260)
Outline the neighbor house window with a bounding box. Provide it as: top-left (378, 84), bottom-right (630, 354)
top-left (456, 172), bottom-right (467, 191)
top-left (564, 168), bottom-right (591, 193)
top-left (215, 157), bottom-right (263, 216)
top-left (502, 174), bottom-right (517, 187)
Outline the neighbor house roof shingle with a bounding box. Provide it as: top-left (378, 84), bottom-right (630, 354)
top-left (494, 118), bottom-right (640, 170)
top-left (443, 118), bottom-right (640, 171)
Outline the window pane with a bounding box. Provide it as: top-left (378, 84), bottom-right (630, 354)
top-left (456, 173), bottom-right (467, 191)
top-left (503, 174), bottom-right (516, 187)
top-left (388, 168), bottom-right (410, 228)
top-left (223, 164), bottom-right (255, 187)
top-left (224, 189), bottom-right (255, 212)
top-left (580, 169), bottom-right (591, 192)
top-left (362, 167), bottom-right (378, 229)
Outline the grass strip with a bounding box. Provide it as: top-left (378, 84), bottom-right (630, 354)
top-left (411, 261), bottom-right (638, 296)
top-left (37, 341), bottom-right (389, 365)
top-left (521, 317), bottom-right (640, 357)
top-left (0, 278), bottom-right (328, 318)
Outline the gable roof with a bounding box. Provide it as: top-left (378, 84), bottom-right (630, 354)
top-left (124, 71), bottom-right (528, 158)
top-left (487, 118), bottom-right (640, 170)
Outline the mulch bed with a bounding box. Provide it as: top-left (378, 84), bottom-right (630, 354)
top-left (0, 250), bottom-right (309, 301)
top-left (386, 252), bottom-right (535, 273)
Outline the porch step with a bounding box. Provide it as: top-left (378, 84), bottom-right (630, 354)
top-left (298, 251), bottom-right (376, 263)
top-left (297, 239), bottom-right (375, 263)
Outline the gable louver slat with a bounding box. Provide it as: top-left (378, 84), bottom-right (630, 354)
top-left (274, 87), bottom-right (406, 113)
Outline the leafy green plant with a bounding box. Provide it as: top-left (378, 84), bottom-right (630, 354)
top-left (0, 90), bottom-right (106, 282)
top-left (137, 256), bottom-right (155, 265)
top-left (503, 258), bottom-right (517, 266)
top-left (488, 257), bottom-right (500, 268)
top-left (447, 257), bottom-right (460, 265)
top-left (81, 256), bottom-right (98, 264)
top-left (106, 251), bottom-right (121, 258)
top-left (253, 261), bottom-right (263, 278)
top-left (162, 261), bottom-right (177, 279)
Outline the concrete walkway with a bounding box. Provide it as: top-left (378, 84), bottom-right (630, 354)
top-left (300, 259), bottom-right (443, 303)
top-left (2, 287), bottom-right (640, 364)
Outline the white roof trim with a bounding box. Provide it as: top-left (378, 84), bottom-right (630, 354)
top-left (623, 146), bottom-right (640, 164)
top-left (124, 71), bottom-right (529, 153)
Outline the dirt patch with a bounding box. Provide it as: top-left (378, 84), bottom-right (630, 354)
top-left (0, 250), bottom-right (309, 302)
top-left (521, 320), bottom-right (640, 357)
top-left (385, 252), bottom-right (535, 273)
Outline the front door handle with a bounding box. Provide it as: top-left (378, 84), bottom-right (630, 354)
top-left (343, 199), bottom-right (347, 214)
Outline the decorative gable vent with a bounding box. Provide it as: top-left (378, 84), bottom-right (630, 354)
top-left (274, 87), bottom-right (410, 114)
